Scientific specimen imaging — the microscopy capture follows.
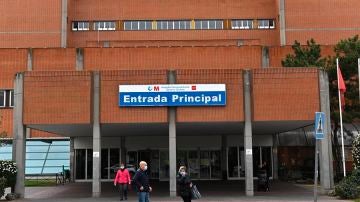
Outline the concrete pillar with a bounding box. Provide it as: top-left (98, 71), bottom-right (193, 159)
top-left (318, 70), bottom-right (334, 192)
top-left (76, 48), bottom-right (84, 71)
top-left (13, 73), bottom-right (25, 198)
top-left (272, 135), bottom-right (279, 180)
top-left (221, 135), bottom-right (227, 180)
top-left (120, 136), bottom-right (126, 164)
top-left (261, 46), bottom-right (269, 68)
top-left (61, 0), bottom-right (67, 48)
top-left (70, 137), bottom-right (75, 182)
top-left (168, 70), bottom-right (177, 197)
top-left (279, 0), bottom-right (286, 46)
top-left (92, 72), bottom-right (101, 197)
top-left (243, 70), bottom-right (254, 196)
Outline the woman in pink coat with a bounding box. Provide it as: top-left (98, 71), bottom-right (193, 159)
top-left (114, 163), bottom-right (131, 201)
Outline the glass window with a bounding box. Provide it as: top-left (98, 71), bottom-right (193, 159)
top-left (87, 149), bottom-right (93, 179)
top-left (215, 20), bottom-right (223, 29)
top-left (227, 147), bottom-right (238, 178)
top-left (258, 19), bottom-right (274, 29)
top-left (174, 21), bottom-right (180, 30)
top-left (26, 153), bottom-right (47, 160)
top-left (94, 21), bottom-right (116, 30)
top-left (124, 21), bottom-right (131, 30)
top-left (47, 152), bottom-right (69, 159)
top-left (9, 90), bottom-right (14, 107)
top-left (45, 159), bottom-right (69, 167)
top-left (0, 90), bottom-right (5, 107)
top-left (26, 160), bottom-right (45, 167)
top-left (139, 21), bottom-right (146, 30)
top-left (201, 21), bottom-right (208, 29)
top-left (49, 145), bottom-right (70, 152)
top-left (76, 149), bottom-right (86, 179)
top-left (26, 146), bottom-right (49, 152)
top-left (43, 167), bottom-right (67, 174)
top-left (209, 20), bottom-right (216, 29)
top-left (145, 21), bottom-right (152, 30)
top-left (72, 22), bottom-right (89, 31)
top-left (109, 149), bottom-right (120, 179)
top-left (131, 21), bottom-right (139, 30)
top-left (0, 153), bottom-right (12, 160)
top-left (168, 21), bottom-right (174, 30)
top-left (101, 149), bottom-right (108, 179)
top-left (195, 20), bottom-right (201, 29)
top-left (26, 167), bottom-right (42, 174)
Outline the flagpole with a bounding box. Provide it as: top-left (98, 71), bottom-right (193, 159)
top-left (337, 58), bottom-right (346, 177)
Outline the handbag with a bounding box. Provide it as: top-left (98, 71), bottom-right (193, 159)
top-left (191, 184), bottom-right (201, 200)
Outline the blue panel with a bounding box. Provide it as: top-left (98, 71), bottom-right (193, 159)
top-left (0, 146), bottom-right (12, 153)
top-left (119, 91), bottom-right (226, 107)
top-left (0, 153), bottom-right (12, 160)
top-left (51, 141), bottom-right (70, 146)
top-left (26, 153), bottom-right (47, 160)
top-left (47, 153), bottom-right (70, 159)
top-left (26, 167), bottom-right (42, 174)
top-left (26, 141), bottom-right (51, 146)
top-left (26, 160), bottom-right (45, 167)
top-left (49, 146), bottom-right (70, 152)
top-left (44, 160), bottom-right (69, 167)
top-left (26, 146), bottom-right (49, 152)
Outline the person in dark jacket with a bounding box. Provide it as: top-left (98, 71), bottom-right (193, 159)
top-left (133, 161), bottom-right (152, 202)
top-left (177, 166), bottom-right (192, 202)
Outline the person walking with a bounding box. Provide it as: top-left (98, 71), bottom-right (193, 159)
top-left (177, 166), bottom-right (192, 202)
top-left (114, 163), bottom-right (131, 201)
top-left (133, 161), bottom-right (152, 202)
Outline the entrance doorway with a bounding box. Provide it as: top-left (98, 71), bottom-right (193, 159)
top-left (227, 146), bottom-right (273, 179)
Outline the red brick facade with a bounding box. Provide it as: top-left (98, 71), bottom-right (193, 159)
top-left (1, 0), bottom-right (352, 138)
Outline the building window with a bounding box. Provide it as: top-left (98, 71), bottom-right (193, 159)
top-left (72, 21), bottom-right (90, 31)
top-left (124, 21), bottom-right (152, 30)
top-left (156, 20), bottom-right (190, 30)
top-left (231, 20), bottom-right (253, 29)
top-left (194, 20), bottom-right (223, 30)
top-left (258, 19), bottom-right (275, 29)
top-left (0, 90), bottom-right (13, 108)
top-left (94, 21), bottom-right (116, 31)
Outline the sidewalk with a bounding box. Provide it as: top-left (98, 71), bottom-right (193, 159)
top-left (13, 181), bottom-right (347, 202)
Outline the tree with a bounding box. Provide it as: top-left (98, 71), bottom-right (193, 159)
top-left (353, 134), bottom-right (360, 169)
top-left (327, 35), bottom-right (360, 123)
top-left (281, 39), bottom-right (326, 67)
top-left (282, 36), bottom-right (360, 180)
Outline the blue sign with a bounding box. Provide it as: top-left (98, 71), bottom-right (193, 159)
top-left (119, 84), bottom-right (226, 107)
top-left (315, 112), bottom-right (325, 140)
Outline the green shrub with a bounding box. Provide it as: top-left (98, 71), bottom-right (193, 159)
top-left (0, 177), bottom-right (6, 198)
top-left (335, 176), bottom-right (360, 199)
top-left (351, 169), bottom-right (360, 185)
top-left (0, 161), bottom-right (17, 189)
top-left (354, 135), bottom-right (360, 169)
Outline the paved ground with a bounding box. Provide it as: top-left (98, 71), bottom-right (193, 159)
top-left (12, 181), bottom-right (347, 202)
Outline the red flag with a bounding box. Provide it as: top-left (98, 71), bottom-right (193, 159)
top-left (337, 67), bottom-right (346, 109)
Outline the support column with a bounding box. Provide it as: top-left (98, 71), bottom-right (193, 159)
top-left (13, 73), bottom-right (25, 198)
top-left (221, 135), bottom-right (227, 180)
top-left (279, 0), bottom-right (286, 46)
top-left (92, 72), bottom-right (101, 197)
top-left (60, 0), bottom-right (68, 48)
top-left (319, 70), bottom-right (334, 192)
top-left (243, 70), bottom-right (254, 196)
top-left (272, 134), bottom-right (279, 180)
top-left (70, 137), bottom-right (75, 182)
top-left (168, 70), bottom-right (177, 197)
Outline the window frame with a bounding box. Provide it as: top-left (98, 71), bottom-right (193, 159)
top-left (0, 90), bottom-right (5, 108)
top-left (72, 21), bottom-right (90, 31)
top-left (94, 21), bottom-right (116, 31)
top-left (9, 90), bottom-right (14, 108)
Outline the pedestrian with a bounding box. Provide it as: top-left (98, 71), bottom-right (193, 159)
top-left (177, 166), bottom-right (192, 202)
top-left (133, 161), bottom-right (152, 202)
top-left (114, 162), bottom-right (131, 201)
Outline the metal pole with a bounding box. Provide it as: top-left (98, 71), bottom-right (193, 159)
top-left (336, 58), bottom-right (346, 177)
top-left (314, 140), bottom-right (319, 202)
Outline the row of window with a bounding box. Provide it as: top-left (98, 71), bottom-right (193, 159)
top-left (72, 19), bottom-right (275, 31)
top-left (0, 90), bottom-right (14, 108)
